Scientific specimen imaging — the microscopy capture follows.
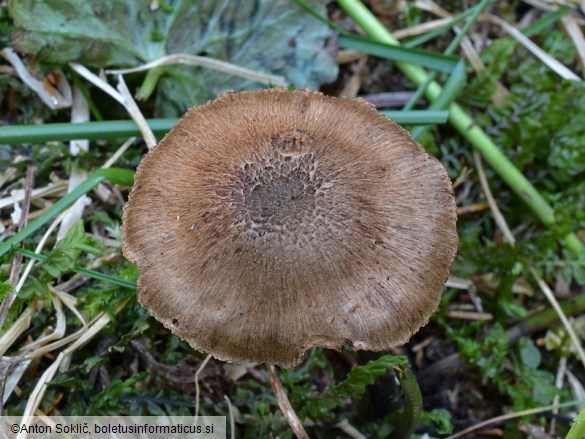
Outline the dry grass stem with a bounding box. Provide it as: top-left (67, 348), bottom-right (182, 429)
top-left (13, 298), bottom-right (131, 428)
top-left (566, 369), bottom-right (585, 411)
top-left (16, 352), bottom-right (65, 439)
top-left (446, 402), bottom-right (579, 439)
top-left (0, 167), bottom-right (36, 327)
top-left (336, 419), bottom-right (368, 439)
top-left (473, 150), bottom-right (515, 244)
top-left (194, 354), bottom-right (212, 419)
top-left (0, 181), bottom-right (68, 210)
top-left (561, 15), bottom-right (585, 74)
top-left (393, 16), bottom-right (455, 39)
top-left (0, 307), bottom-right (35, 357)
top-left (105, 54), bottom-right (288, 87)
top-left (56, 169), bottom-right (90, 241)
top-left (528, 266), bottom-right (585, 371)
top-left (446, 310), bottom-right (493, 320)
top-left (69, 85), bottom-right (90, 155)
top-left (339, 57), bottom-right (367, 98)
top-left (69, 64), bottom-right (157, 147)
top-left (336, 49), bottom-right (367, 64)
top-left (116, 75), bottom-right (157, 149)
top-left (20, 295), bottom-right (66, 352)
top-left (482, 12), bottom-right (581, 81)
top-left (56, 87), bottom-right (91, 239)
top-left (102, 137), bottom-right (136, 169)
top-left (267, 364), bottom-right (309, 439)
top-left (69, 63), bottom-right (125, 106)
top-left (550, 356), bottom-right (567, 434)
top-left (224, 395), bottom-right (235, 439)
top-left (0, 48), bottom-right (71, 109)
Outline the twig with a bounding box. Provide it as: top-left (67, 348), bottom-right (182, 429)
top-left (0, 167), bottom-right (36, 328)
top-left (267, 364), bottom-right (309, 439)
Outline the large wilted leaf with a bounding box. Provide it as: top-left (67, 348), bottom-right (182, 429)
top-left (9, 0), bottom-right (338, 115)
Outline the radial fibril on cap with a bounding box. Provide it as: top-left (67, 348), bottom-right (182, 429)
top-left (122, 88), bottom-right (458, 369)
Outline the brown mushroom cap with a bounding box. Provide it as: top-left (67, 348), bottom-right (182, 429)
top-left (122, 88), bottom-right (458, 368)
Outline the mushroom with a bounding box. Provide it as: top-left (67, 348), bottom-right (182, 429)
top-left (122, 88), bottom-right (458, 368)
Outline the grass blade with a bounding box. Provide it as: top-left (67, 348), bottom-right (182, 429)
top-left (340, 34), bottom-right (460, 72)
top-left (17, 248), bottom-right (136, 289)
top-left (0, 119), bottom-right (177, 144)
top-left (383, 110), bottom-right (449, 124)
top-left (0, 168), bottom-right (134, 257)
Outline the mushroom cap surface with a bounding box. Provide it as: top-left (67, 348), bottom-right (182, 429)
top-left (122, 88), bottom-right (458, 368)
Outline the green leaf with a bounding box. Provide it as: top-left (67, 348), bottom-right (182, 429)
top-left (40, 220), bottom-right (100, 278)
top-left (517, 338), bottom-right (541, 370)
top-left (0, 280), bottom-right (14, 301)
top-left (87, 373), bottom-right (148, 413)
top-left (10, 1), bottom-right (162, 66)
top-left (301, 355), bottom-right (407, 419)
top-left (336, 355), bottom-right (407, 397)
top-left (421, 408), bottom-right (453, 435)
top-left (10, 0), bottom-right (338, 114)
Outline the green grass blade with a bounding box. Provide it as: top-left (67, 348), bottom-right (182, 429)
top-left (566, 409), bottom-right (585, 439)
top-left (0, 109), bottom-right (450, 146)
top-left (521, 6), bottom-right (571, 37)
top-left (404, 7), bottom-right (477, 48)
top-left (412, 60), bottom-right (466, 139)
top-left (0, 168), bottom-right (134, 257)
top-left (340, 34), bottom-right (460, 72)
top-left (0, 119), bottom-right (177, 144)
top-left (383, 110), bottom-right (449, 124)
top-left (17, 248), bottom-right (136, 289)
top-left (405, 0), bottom-right (489, 112)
